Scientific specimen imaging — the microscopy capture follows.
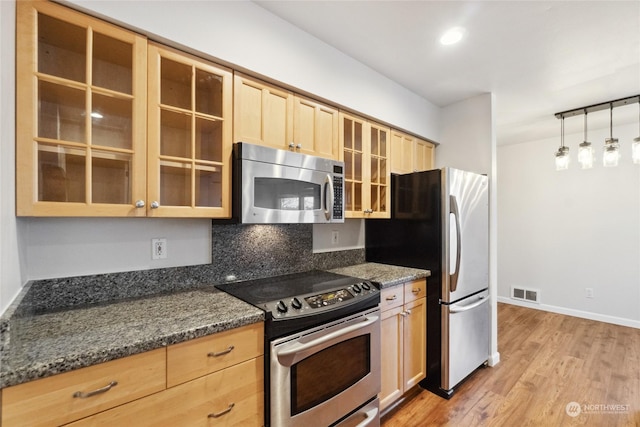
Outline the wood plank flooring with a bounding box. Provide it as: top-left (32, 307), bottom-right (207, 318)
top-left (382, 303), bottom-right (640, 426)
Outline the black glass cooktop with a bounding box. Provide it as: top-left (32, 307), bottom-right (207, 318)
top-left (215, 270), bottom-right (364, 305)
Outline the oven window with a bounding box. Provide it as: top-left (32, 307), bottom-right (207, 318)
top-left (291, 335), bottom-right (370, 415)
top-left (254, 178), bottom-right (320, 211)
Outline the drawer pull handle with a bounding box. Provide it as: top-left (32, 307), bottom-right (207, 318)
top-left (412, 288), bottom-right (421, 294)
top-left (72, 381), bottom-right (118, 398)
top-left (386, 295), bottom-right (397, 301)
top-left (208, 403), bottom-right (235, 418)
top-left (208, 345), bottom-right (235, 357)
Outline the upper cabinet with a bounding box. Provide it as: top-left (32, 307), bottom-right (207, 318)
top-left (390, 130), bottom-right (435, 174)
top-left (147, 43), bottom-right (232, 218)
top-left (340, 112), bottom-right (390, 219)
top-left (16, 1), bottom-right (233, 218)
top-left (234, 73), bottom-right (340, 160)
top-left (16, 0), bottom-right (147, 216)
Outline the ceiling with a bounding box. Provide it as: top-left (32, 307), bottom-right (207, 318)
top-left (254, 1), bottom-right (640, 145)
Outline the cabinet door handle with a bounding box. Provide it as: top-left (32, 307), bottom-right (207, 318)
top-left (289, 142), bottom-right (295, 149)
top-left (208, 403), bottom-right (235, 418)
top-left (412, 288), bottom-right (421, 294)
top-left (207, 345), bottom-right (234, 357)
top-left (150, 201), bottom-right (160, 209)
top-left (72, 381), bottom-right (118, 398)
top-left (405, 309), bottom-right (412, 315)
top-left (296, 143), bottom-right (302, 149)
top-left (135, 200), bottom-right (145, 208)
top-left (385, 295), bottom-right (397, 301)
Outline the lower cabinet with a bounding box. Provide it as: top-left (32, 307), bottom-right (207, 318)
top-left (0, 322), bottom-right (264, 427)
top-left (379, 280), bottom-right (427, 412)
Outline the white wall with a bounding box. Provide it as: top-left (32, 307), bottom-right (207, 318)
top-left (0, 1), bottom-right (23, 315)
top-left (0, 0), bottom-right (443, 314)
top-left (313, 220), bottom-right (364, 253)
top-left (498, 121), bottom-right (640, 327)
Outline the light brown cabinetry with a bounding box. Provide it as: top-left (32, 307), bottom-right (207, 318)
top-left (0, 323), bottom-right (265, 427)
top-left (234, 73), bottom-right (339, 159)
top-left (390, 130), bottom-right (435, 174)
top-left (16, 1), bottom-right (233, 218)
top-left (16, 0), bottom-right (147, 216)
top-left (379, 279), bottom-right (427, 412)
top-left (339, 112), bottom-right (391, 218)
top-left (147, 43), bottom-right (233, 217)
top-left (0, 349), bottom-right (166, 427)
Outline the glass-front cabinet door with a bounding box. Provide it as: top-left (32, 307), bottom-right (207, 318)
top-left (147, 44), bottom-right (232, 217)
top-left (16, 1), bottom-right (147, 216)
top-left (339, 113), bottom-right (390, 219)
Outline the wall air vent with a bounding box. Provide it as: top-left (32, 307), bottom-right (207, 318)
top-left (511, 286), bottom-right (540, 304)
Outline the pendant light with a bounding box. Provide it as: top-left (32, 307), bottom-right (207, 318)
top-left (603, 104), bottom-right (620, 167)
top-left (577, 110), bottom-right (594, 169)
top-left (633, 101), bottom-right (640, 164)
top-left (555, 115), bottom-right (569, 170)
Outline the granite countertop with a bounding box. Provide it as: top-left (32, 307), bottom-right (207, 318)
top-left (330, 262), bottom-right (430, 288)
top-left (0, 262), bottom-right (427, 390)
top-left (0, 286), bottom-right (263, 389)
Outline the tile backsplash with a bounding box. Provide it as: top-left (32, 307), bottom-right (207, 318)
top-left (11, 223), bottom-right (364, 315)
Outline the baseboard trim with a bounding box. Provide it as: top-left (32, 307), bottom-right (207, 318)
top-left (497, 296), bottom-right (640, 329)
top-left (487, 352), bottom-right (500, 367)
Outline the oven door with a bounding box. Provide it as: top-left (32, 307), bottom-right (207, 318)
top-left (270, 308), bottom-right (381, 427)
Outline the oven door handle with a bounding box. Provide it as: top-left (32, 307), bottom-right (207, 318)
top-left (275, 315), bottom-right (379, 359)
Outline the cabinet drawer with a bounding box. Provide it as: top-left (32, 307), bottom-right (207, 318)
top-left (167, 322), bottom-right (264, 387)
top-left (67, 356), bottom-right (265, 427)
top-left (380, 285), bottom-right (404, 310)
top-left (404, 279), bottom-right (426, 303)
top-left (0, 348), bottom-right (166, 427)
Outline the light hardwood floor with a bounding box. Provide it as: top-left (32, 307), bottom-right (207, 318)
top-left (382, 303), bottom-right (640, 426)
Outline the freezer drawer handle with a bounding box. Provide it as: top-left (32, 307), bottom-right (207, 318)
top-left (450, 296), bottom-right (488, 313)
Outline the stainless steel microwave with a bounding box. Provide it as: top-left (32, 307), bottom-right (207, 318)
top-left (233, 142), bottom-right (345, 224)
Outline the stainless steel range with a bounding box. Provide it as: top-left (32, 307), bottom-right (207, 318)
top-left (216, 270), bottom-right (381, 427)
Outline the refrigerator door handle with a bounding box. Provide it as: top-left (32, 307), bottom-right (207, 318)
top-left (450, 295), bottom-right (488, 313)
top-left (449, 195), bottom-right (462, 292)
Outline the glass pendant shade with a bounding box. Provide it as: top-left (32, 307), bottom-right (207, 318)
top-left (633, 137), bottom-right (640, 164)
top-left (577, 142), bottom-right (594, 169)
top-left (603, 138), bottom-right (620, 167)
top-left (555, 146), bottom-right (570, 170)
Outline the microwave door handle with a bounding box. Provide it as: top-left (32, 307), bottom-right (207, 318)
top-left (323, 174), bottom-right (333, 221)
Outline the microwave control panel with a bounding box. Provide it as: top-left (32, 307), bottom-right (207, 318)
top-left (332, 164), bottom-right (344, 220)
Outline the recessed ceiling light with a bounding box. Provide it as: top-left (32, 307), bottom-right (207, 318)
top-left (440, 27), bottom-right (465, 45)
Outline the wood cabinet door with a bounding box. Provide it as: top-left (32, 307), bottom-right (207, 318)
top-left (339, 112), bottom-right (366, 218)
top-left (415, 139), bottom-right (435, 172)
top-left (233, 73), bottom-right (293, 150)
top-left (147, 43), bottom-right (233, 218)
top-left (67, 356), bottom-right (264, 427)
top-left (390, 131), bottom-right (414, 175)
top-left (16, 0), bottom-right (147, 217)
top-left (379, 306), bottom-right (404, 411)
top-left (367, 122), bottom-right (391, 219)
top-left (403, 297), bottom-right (427, 390)
top-left (293, 96), bottom-right (339, 159)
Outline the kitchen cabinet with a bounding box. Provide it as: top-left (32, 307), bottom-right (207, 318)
top-left (390, 130), bottom-right (435, 174)
top-left (16, 1), bottom-right (233, 218)
top-left (16, 0), bottom-right (147, 216)
top-left (147, 43), bottom-right (233, 218)
top-left (234, 73), bottom-right (340, 159)
top-left (0, 323), bottom-right (264, 427)
top-left (339, 112), bottom-right (391, 218)
top-left (0, 349), bottom-right (166, 427)
top-left (379, 279), bottom-right (427, 412)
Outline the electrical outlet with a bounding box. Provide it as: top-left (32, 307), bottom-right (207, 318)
top-left (331, 231), bottom-right (339, 245)
top-left (152, 238), bottom-right (167, 260)
top-left (585, 288), bottom-right (594, 298)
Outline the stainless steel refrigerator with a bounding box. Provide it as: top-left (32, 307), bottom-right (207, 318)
top-left (365, 167), bottom-right (489, 398)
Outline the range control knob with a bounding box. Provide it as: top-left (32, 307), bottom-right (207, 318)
top-left (276, 300), bottom-right (288, 313)
top-left (362, 282), bottom-right (371, 291)
top-left (291, 297), bottom-right (303, 310)
top-left (352, 284), bottom-right (361, 293)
